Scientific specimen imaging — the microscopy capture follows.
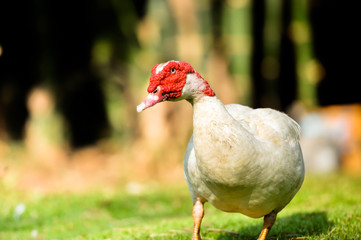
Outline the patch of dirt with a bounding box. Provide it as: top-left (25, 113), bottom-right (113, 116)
top-left (1, 143), bottom-right (184, 194)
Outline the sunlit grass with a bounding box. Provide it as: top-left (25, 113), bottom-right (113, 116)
top-left (1, 173), bottom-right (360, 239)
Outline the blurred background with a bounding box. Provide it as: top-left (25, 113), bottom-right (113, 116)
top-left (1, 0), bottom-right (360, 193)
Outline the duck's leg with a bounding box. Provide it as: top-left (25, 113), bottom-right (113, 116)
top-left (192, 200), bottom-right (204, 240)
top-left (257, 211), bottom-right (277, 240)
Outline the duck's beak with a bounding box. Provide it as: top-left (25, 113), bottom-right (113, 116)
top-left (136, 86), bottom-right (168, 112)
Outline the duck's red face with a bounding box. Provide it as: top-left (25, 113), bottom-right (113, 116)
top-left (137, 61), bottom-right (195, 112)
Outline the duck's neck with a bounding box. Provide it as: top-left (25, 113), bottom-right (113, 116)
top-left (190, 95), bottom-right (259, 178)
top-left (181, 73), bottom-right (215, 104)
top-left (192, 95), bottom-right (235, 130)
top-left (182, 72), bottom-right (256, 158)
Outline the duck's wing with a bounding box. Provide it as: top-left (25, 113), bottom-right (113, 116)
top-left (225, 104), bottom-right (301, 144)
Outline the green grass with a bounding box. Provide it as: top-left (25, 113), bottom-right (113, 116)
top-left (1, 173), bottom-right (360, 240)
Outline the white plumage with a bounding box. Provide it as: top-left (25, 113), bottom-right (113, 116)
top-left (185, 96), bottom-right (304, 217)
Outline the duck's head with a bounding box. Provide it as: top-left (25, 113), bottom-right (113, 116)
top-left (137, 60), bottom-right (215, 112)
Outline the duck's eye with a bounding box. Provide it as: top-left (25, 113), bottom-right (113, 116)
top-left (170, 68), bottom-right (176, 73)
top-left (152, 89), bottom-right (158, 94)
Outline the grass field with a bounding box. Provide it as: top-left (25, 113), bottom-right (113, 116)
top-left (1, 173), bottom-right (360, 240)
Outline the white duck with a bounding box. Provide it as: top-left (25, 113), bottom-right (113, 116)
top-left (137, 61), bottom-right (305, 240)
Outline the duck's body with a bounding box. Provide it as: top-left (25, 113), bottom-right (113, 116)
top-left (184, 96), bottom-right (304, 218)
top-left (137, 60), bottom-right (305, 240)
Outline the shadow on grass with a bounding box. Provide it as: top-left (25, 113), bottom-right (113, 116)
top-left (214, 212), bottom-right (332, 240)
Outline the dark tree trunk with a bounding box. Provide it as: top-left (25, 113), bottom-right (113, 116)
top-left (309, 0), bottom-right (361, 105)
top-left (0, 2), bottom-right (39, 140)
top-left (279, 0), bottom-right (297, 110)
top-left (44, 0), bottom-right (111, 148)
top-left (251, 0), bottom-right (266, 109)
